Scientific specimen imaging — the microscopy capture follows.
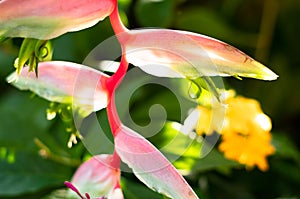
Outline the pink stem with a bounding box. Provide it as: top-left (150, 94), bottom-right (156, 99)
top-left (109, 0), bottom-right (128, 35)
top-left (106, 56), bottom-right (129, 135)
top-left (106, 55), bottom-right (129, 95)
top-left (106, 0), bottom-right (129, 99)
top-left (106, 0), bottom-right (129, 96)
top-left (105, 0), bottom-right (129, 166)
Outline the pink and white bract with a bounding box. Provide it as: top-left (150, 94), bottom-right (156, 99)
top-left (7, 61), bottom-right (109, 116)
top-left (122, 29), bottom-right (278, 81)
top-left (0, 0), bottom-right (115, 39)
top-left (114, 125), bottom-right (199, 198)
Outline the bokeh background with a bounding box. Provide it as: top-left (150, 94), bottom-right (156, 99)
top-left (0, 0), bottom-right (299, 198)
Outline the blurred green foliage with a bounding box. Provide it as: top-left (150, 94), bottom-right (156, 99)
top-left (0, 0), bottom-right (300, 198)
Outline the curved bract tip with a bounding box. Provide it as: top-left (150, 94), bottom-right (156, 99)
top-left (123, 29), bottom-right (278, 81)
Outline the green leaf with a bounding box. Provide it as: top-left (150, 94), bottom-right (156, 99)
top-left (134, 0), bottom-right (175, 27)
top-left (0, 91), bottom-right (49, 150)
top-left (41, 189), bottom-right (68, 199)
top-left (0, 90), bottom-right (82, 197)
top-left (121, 177), bottom-right (164, 199)
top-left (0, 37), bottom-right (8, 44)
top-left (0, 151), bottom-right (72, 197)
top-left (272, 132), bottom-right (300, 165)
top-left (175, 7), bottom-right (257, 47)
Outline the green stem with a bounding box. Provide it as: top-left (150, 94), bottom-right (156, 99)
top-left (34, 138), bottom-right (81, 167)
top-left (255, 0), bottom-right (279, 61)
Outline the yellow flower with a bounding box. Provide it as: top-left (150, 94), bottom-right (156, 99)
top-left (195, 106), bottom-right (213, 135)
top-left (195, 92), bottom-right (275, 171)
top-left (219, 96), bottom-right (275, 171)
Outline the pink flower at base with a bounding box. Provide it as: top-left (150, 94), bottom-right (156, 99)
top-left (66, 154), bottom-right (123, 199)
top-left (0, 0), bottom-right (115, 39)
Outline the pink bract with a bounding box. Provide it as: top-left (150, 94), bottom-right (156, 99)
top-left (0, 0), bottom-right (115, 39)
top-left (123, 29), bottom-right (278, 80)
top-left (7, 61), bottom-right (109, 116)
top-left (114, 125), bottom-right (199, 198)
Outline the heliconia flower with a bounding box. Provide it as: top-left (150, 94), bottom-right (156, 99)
top-left (66, 154), bottom-right (123, 199)
top-left (119, 29), bottom-right (278, 81)
top-left (4, 0), bottom-right (277, 197)
top-left (7, 58), bottom-right (200, 198)
top-left (0, 0), bottom-right (115, 39)
top-left (7, 61), bottom-right (109, 117)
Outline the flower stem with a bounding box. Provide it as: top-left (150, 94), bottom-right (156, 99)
top-left (255, 0), bottom-right (279, 61)
top-left (106, 54), bottom-right (129, 94)
top-left (106, 0), bottom-right (129, 136)
top-left (109, 0), bottom-right (128, 35)
top-left (107, 0), bottom-right (129, 94)
top-left (34, 138), bottom-right (81, 167)
top-left (106, 56), bottom-right (129, 136)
